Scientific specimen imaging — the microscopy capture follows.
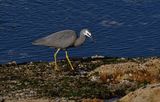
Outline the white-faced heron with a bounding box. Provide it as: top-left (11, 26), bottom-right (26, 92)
top-left (32, 29), bottom-right (92, 70)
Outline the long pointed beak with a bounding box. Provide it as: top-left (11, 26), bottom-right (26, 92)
top-left (85, 31), bottom-right (96, 43)
top-left (89, 36), bottom-right (96, 43)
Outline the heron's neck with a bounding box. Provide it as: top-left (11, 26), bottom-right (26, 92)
top-left (74, 34), bottom-right (86, 47)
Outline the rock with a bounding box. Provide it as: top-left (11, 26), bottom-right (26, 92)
top-left (82, 98), bottom-right (103, 102)
top-left (91, 55), bottom-right (105, 59)
top-left (89, 58), bottom-right (160, 84)
top-left (0, 96), bottom-right (5, 102)
top-left (118, 83), bottom-right (160, 102)
top-left (4, 98), bottom-right (75, 102)
top-left (7, 61), bottom-right (17, 65)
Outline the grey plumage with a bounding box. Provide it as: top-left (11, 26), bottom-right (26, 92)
top-left (32, 30), bottom-right (76, 49)
top-left (32, 29), bottom-right (92, 49)
top-left (74, 31), bottom-right (86, 47)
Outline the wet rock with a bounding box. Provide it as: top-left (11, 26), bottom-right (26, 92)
top-left (91, 55), bottom-right (105, 59)
top-left (7, 61), bottom-right (17, 66)
top-left (118, 83), bottom-right (160, 102)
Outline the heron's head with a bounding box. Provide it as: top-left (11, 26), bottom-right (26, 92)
top-left (81, 29), bottom-right (92, 38)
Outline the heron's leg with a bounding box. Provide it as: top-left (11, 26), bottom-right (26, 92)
top-left (65, 50), bottom-right (74, 70)
top-left (54, 48), bottom-right (60, 70)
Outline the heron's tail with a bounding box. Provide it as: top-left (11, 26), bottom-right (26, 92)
top-left (32, 38), bottom-right (46, 45)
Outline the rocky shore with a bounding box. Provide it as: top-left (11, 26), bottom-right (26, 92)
top-left (0, 56), bottom-right (160, 102)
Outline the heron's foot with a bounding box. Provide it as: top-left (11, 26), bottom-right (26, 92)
top-left (54, 64), bottom-right (61, 71)
top-left (54, 67), bottom-right (60, 71)
top-left (70, 66), bottom-right (74, 71)
top-left (49, 62), bottom-right (61, 71)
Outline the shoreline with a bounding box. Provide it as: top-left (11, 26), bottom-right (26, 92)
top-left (1, 56), bottom-right (160, 102)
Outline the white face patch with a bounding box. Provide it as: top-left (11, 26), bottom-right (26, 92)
top-left (84, 30), bottom-right (92, 38)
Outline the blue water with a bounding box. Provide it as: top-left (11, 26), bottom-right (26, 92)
top-left (0, 0), bottom-right (160, 64)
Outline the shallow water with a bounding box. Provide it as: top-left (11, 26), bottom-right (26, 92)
top-left (0, 0), bottom-right (160, 64)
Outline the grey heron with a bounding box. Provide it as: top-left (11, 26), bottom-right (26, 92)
top-left (32, 29), bottom-right (92, 71)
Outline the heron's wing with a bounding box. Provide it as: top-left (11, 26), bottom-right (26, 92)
top-left (33, 30), bottom-right (77, 48)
